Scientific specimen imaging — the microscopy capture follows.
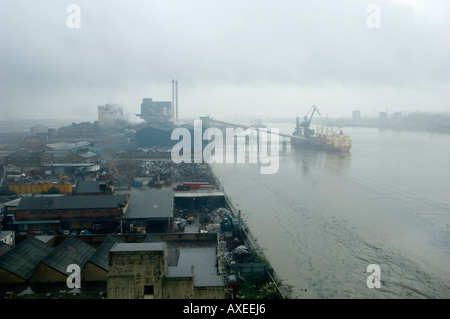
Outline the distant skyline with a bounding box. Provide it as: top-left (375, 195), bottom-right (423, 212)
top-left (1, 0), bottom-right (449, 122)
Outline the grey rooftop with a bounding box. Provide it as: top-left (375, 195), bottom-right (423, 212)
top-left (110, 242), bottom-right (166, 253)
top-left (120, 188), bottom-right (173, 219)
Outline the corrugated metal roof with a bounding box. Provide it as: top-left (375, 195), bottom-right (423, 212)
top-left (0, 242), bottom-right (12, 258)
top-left (45, 142), bottom-right (90, 151)
top-left (17, 195), bottom-right (128, 211)
top-left (88, 235), bottom-right (122, 270)
top-left (0, 230), bottom-right (14, 239)
top-left (75, 151), bottom-right (98, 158)
top-left (0, 198), bottom-right (21, 207)
top-left (41, 236), bottom-right (96, 274)
top-left (0, 237), bottom-right (53, 280)
top-left (35, 235), bottom-right (55, 243)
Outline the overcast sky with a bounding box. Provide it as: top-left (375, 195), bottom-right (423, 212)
top-left (0, 0), bottom-right (449, 122)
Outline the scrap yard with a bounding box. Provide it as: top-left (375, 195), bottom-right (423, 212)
top-left (0, 124), bottom-right (288, 299)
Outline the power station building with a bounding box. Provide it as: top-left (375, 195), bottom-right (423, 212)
top-left (139, 79), bottom-right (179, 124)
top-left (139, 98), bottom-right (173, 123)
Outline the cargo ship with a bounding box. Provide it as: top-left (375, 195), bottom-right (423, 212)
top-left (292, 105), bottom-right (352, 153)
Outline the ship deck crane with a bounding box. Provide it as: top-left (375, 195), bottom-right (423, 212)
top-left (307, 105), bottom-right (321, 126)
top-left (298, 105), bottom-right (321, 137)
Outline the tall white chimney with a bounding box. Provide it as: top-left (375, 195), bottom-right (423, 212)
top-left (172, 79), bottom-right (175, 123)
top-left (175, 80), bottom-right (178, 121)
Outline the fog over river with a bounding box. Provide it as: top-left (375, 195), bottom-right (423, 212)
top-left (211, 124), bottom-right (450, 298)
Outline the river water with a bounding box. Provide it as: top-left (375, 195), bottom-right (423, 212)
top-left (210, 123), bottom-right (450, 299)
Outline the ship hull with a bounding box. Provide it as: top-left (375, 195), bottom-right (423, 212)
top-left (291, 135), bottom-right (351, 153)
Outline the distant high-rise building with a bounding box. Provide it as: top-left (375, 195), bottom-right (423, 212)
top-left (30, 124), bottom-right (50, 135)
top-left (352, 110), bottom-right (361, 121)
top-left (379, 111), bottom-right (388, 129)
top-left (98, 104), bottom-right (123, 127)
top-left (389, 112), bottom-right (402, 128)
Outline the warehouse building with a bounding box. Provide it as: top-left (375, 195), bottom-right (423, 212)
top-left (5, 150), bottom-right (53, 168)
top-left (31, 235), bottom-right (96, 283)
top-left (82, 235), bottom-right (123, 282)
top-left (13, 195), bottom-right (129, 235)
top-left (0, 233), bottom-right (226, 299)
top-left (107, 238), bottom-right (225, 299)
top-left (136, 122), bottom-right (178, 148)
top-left (136, 122), bottom-right (205, 150)
top-left (0, 236), bottom-right (53, 283)
top-left (74, 180), bottom-right (114, 196)
top-left (119, 188), bottom-right (174, 233)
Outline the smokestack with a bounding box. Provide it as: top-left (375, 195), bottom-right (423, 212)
top-left (176, 80), bottom-right (178, 121)
top-left (172, 79), bottom-right (175, 123)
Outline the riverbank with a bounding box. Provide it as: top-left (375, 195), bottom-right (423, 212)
top-left (207, 164), bottom-right (291, 299)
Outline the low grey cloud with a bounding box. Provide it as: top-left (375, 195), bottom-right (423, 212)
top-left (0, 0), bottom-right (449, 121)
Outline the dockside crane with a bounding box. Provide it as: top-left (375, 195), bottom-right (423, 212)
top-left (298, 105), bottom-right (321, 137)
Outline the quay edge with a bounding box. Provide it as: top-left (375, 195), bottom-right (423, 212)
top-left (207, 163), bottom-right (290, 299)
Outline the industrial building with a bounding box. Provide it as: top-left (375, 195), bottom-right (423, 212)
top-left (56, 121), bottom-right (99, 137)
top-left (10, 188), bottom-right (178, 235)
top-left (140, 98), bottom-right (173, 123)
top-left (44, 163), bottom-right (99, 175)
top-left (174, 190), bottom-right (226, 211)
top-left (31, 235), bottom-right (97, 284)
top-left (136, 122), bottom-right (178, 148)
top-left (13, 195), bottom-right (129, 235)
top-left (83, 235), bottom-right (123, 282)
top-left (0, 230), bottom-right (14, 246)
top-left (5, 150), bottom-right (53, 168)
top-left (0, 236), bottom-right (53, 283)
top-left (0, 233), bottom-right (227, 299)
top-left (106, 235), bottom-right (226, 299)
top-left (98, 104), bottom-right (124, 128)
top-left (8, 183), bottom-right (72, 196)
top-left (74, 180), bottom-right (114, 196)
top-left (119, 188), bottom-right (174, 233)
top-left (136, 122), bottom-right (204, 149)
top-left (44, 141), bottom-right (91, 160)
